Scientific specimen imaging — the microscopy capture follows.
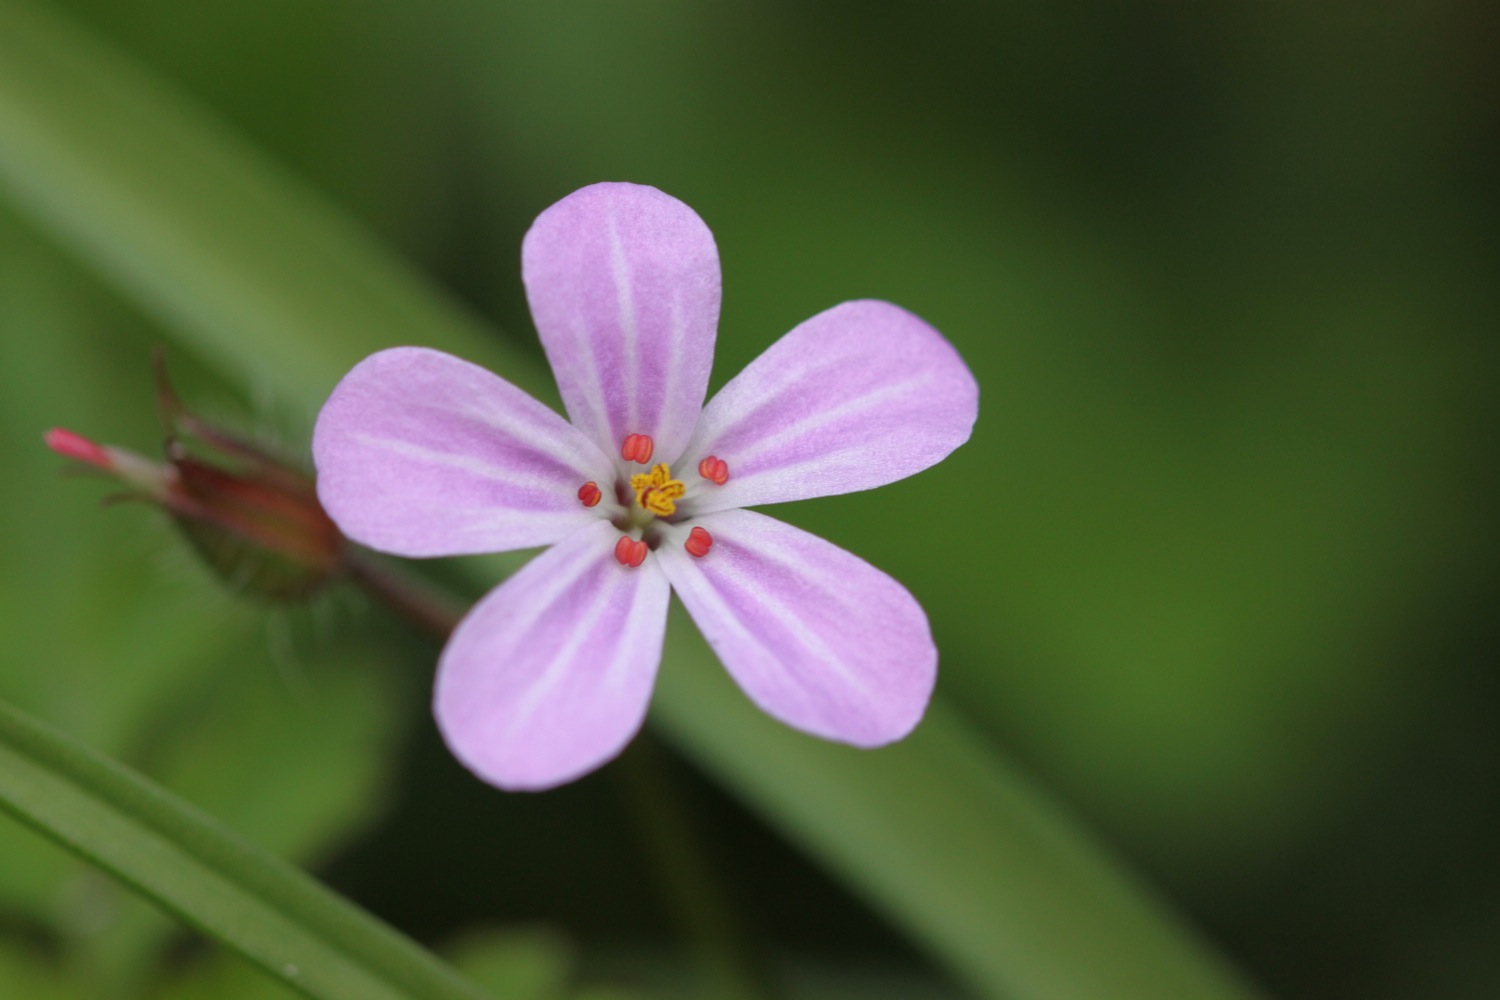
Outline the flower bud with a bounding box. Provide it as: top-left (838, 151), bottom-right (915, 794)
top-left (45, 355), bottom-right (343, 602)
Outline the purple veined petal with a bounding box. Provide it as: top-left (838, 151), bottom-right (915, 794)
top-left (678, 300), bottom-right (978, 515)
top-left (434, 520), bottom-right (671, 791)
top-left (522, 182), bottom-right (720, 465)
top-left (313, 347), bottom-right (613, 557)
top-left (656, 509), bottom-right (937, 747)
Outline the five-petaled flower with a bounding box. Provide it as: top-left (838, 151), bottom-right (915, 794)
top-left (313, 183), bottom-right (978, 790)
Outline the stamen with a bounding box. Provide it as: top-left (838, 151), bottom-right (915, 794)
top-left (685, 526), bottom-right (713, 559)
top-left (614, 535), bottom-right (648, 568)
top-left (577, 481), bottom-right (602, 508)
top-left (697, 455), bottom-right (729, 486)
top-left (621, 433), bottom-right (654, 464)
top-left (630, 463), bottom-right (686, 517)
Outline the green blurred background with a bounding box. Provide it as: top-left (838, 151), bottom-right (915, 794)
top-left (1, 1), bottom-right (1495, 997)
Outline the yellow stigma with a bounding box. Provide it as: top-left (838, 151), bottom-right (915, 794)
top-left (630, 463), bottom-right (685, 517)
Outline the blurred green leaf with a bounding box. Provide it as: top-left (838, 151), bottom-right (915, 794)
top-left (156, 954), bottom-right (305, 1000)
top-left (0, 0), bottom-right (541, 416)
top-left (165, 932), bottom-right (585, 1000)
top-left (655, 614), bottom-right (1256, 999)
top-left (149, 642), bottom-right (408, 868)
top-left (0, 940), bottom-right (73, 1000)
top-left (73, 640), bottom-right (413, 991)
top-left (0, 1), bottom-right (1264, 998)
top-left (445, 928), bottom-right (573, 1000)
top-left (0, 197), bottom-right (414, 995)
top-left (0, 206), bottom-right (252, 917)
top-left (0, 696), bottom-right (497, 1000)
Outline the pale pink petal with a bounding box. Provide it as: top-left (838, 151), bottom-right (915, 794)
top-left (656, 509), bottom-right (936, 746)
top-left (434, 520), bottom-right (670, 791)
top-left (522, 182), bottom-right (720, 464)
top-left (679, 300), bottom-right (977, 514)
top-left (313, 347), bottom-right (612, 557)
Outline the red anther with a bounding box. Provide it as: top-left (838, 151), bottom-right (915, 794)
top-left (614, 535), bottom-right (648, 568)
top-left (45, 428), bottom-right (113, 470)
top-left (684, 526), bottom-right (713, 559)
top-left (697, 455), bottom-right (729, 486)
top-left (621, 433), bottom-right (654, 464)
top-left (577, 481), bottom-right (602, 507)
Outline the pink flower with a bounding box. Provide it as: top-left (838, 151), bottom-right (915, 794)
top-left (313, 183), bottom-right (978, 790)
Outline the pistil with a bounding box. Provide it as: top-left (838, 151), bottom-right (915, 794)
top-left (630, 463), bottom-right (685, 517)
top-left (610, 438), bottom-right (717, 569)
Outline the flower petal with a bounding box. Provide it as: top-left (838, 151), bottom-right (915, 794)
top-left (656, 509), bottom-right (936, 746)
top-left (434, 520), bottom-right (670, 791)
top-left (680, 300), bottom-right (977, 514)
top-left (313, 347), bottom-right (612, 557)
top-left (522, 182), bottom-right (720, 464)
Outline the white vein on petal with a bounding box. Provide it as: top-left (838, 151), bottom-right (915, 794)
top-left (662, 533), bottom-right (868, 703)
top-left (729, 373), bottom-right (935, 467)
top-left (606, 561), bottom-right (663, 699)
top-left (351, 433), bottom-right (576, 496)
top-left (682, 349), bottom-right (860, 463)
top-left (503, 548), bottom-right (623, 740)
top-left (454, 394), bottom-right (604, 471)
top-left (659, 291), bottom-right (687, 461)
top-left (564, 310), bottom-right (610, 450)
top-left (607, 212), bottom-right (640, 439)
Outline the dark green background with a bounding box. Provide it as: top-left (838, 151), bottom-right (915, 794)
top-left (1, 2), bottom-right (1495, 998)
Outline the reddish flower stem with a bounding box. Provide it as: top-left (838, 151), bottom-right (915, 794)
top-left (340, 548), bottom-right (465, 640)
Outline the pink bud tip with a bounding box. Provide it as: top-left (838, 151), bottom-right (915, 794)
top-left (45, 428), bottom-right (113, 469)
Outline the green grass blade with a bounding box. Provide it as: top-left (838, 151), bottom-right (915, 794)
top-left (0, 0), bottom-right (545, 412)
top-left (0, 2), bottom-right (1264, 997)
top-left (655, 617), bottom-right (1261, 999)
top-left (0, 698), bottom-right (495, 1000)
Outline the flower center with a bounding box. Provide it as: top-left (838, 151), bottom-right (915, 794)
top-left (577, 434), bottom-right (724, 567)
top-left (630, 463), bottom-right (685, 517)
